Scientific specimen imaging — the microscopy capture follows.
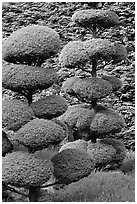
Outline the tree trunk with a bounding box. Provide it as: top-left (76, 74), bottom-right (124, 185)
top-left (29, 187), bottom-right (40, 202)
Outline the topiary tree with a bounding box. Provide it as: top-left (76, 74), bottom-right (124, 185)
top-left (58, 6), bottom-right (126, 143)
top-left (2, 64), bottom-right (58, 104)
top-left (51, 148), bottom-right (95, 185)
top-left (2, 131), bottom-right (13, 157)
top-left (2, 98), bottom-right (35, 131)
top-left (2, 151), bottom-right (53, 201)
top-left (2, 25), bottom-right (61, 66)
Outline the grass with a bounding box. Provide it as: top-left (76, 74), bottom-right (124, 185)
top-left (46, 171), bottom-right (135, 202)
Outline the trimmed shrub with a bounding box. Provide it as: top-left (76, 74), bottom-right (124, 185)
top-left (119, 151), bottom-right (135, 174)
top-left (87, 141), bottom-right (116, 168)
top-left (15, 118), bottom-right (66, 152)
top-left (72, 9), bottom-right (119, 29)
top-left (90, 105), bottom-right (125, 136)
top-left (2, 151), bottom-right (53, 188)
top-left (49, 171), bottom-right (134, 202)
top-left (59, 104), bottom-right (95, 131)
top-left (73, 77), bottom-right (113, 101)
top-left (51, 148), bottom-right (95, 184)
top-left (2, 151), bottom-right (53, 201)
top-left (30, 95), bottom-right (68, 119)
top-left (2, 64), bottom-right (58, 103)
top-left (62, 76), bottom-right (81, 94)
top-left (98, 138), bottom-right (127, 166)
top-left (59, 39), bottom-right (126, 68)
top-left (2, 99), bottom-right (35, 131)
top-left (102, 75), bottom-right (122, 91)
top-left (2, 131), bottom-right (13, 157)
top-left (2, 25), bottom-right (61, 66)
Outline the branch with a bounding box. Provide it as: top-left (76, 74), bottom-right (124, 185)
top-left (3, 183), bottom-right (28, 197)
top-left (39, 181), bottom-right (61, 189)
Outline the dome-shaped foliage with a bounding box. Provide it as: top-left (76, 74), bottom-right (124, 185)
top-left (2, 131), bottom-right (13, 157)
top-left (119, 151), bottom-right (135, 174)
top-left (51, 148), bottom-right (95, 184)
top-left (87, 140), bottom-right (116, 168)
top-left (59, 39), bottom-right (126, 68)
top-left (73, 77), bottom-right (113, 101)
top-left (102, 75), bottom-right (122, 91)
top-left (2, 99), bottom-right (35, 131)
top-left (30, 95), bottom-right (68, 119)
top-left (15, 118), bottom-right (66, 152)
top-left (2, 25), bottom-right (61, 66)
top-left (98, 138), bottom-right (127, 165)
top-left (59, 139), bottom-right (87, 152)
top-left (59, 104), bottom-right (95, 131)
top-left (2, 151), bottom-right (53, 188)
top-left (62, 76), bottom-right (81, 94)
top-left (90, 105), bottom-right (125, 136)
top-left (2, 64), bottom-right (58, 95)
top-left (72, 9), bottom-right (119, 29)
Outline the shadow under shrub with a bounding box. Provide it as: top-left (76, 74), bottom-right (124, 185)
top-left (49, 171), bottom-right (135, 202)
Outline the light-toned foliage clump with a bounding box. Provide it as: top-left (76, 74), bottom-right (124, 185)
top-left (15, 118), bottom-right (66, 152)
top-left (2, 151), bottom-right (53, 188)
top-left (59, 39), bottom-right (126, 68)
top-left (3, 25), bottom-right (61, 66)
top-left (2, 99), bottom-right (35, 131)
top-left (72, 9), bottom-right (119, 29)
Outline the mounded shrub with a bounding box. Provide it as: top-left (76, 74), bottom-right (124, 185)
top-left (2, 131), bottom-right (13, 157)
top-left (72, 9), bottom-right (119, 29)
top-left (90, 105), bottom-right (125, 136)
top-left (62, 76), bottom-right (81, 94)
top-left (119, 151), bottom-right (135, 174)
top-left (51, 148), bottom-right (95, 184)
top-left (2, 25), bottom-right (61, 66)
top-left (30, 95), bottom-right (68, 119)
top-left (59, 39), bottom-right (126, 68)
top-left (2, 151), bottom-right (53, 188)
top-left (15, 118), bottom-right (67, 152)
top-left (2, 64), bottom-right (58, 103)
top-left (2, 99), bottom-right (35, 131)
top-left (73, 77), bottom-right (113, 101)
top-left (59, 104), bottom-right (95, 131)
top-left (102, 75), bottom-right (122, 91)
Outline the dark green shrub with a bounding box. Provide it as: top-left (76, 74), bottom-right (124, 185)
top-left (2, 25), bottom-right (61, 66)
top-left (30, 95), bottom-right (68, 119)
top-left (51, 148), bottom-right (95, 184)
top-left (119, 151), bottom-right (135, 174)
top-left (102, 75), bottom-right (122, 91)
top-left (15, 118), bottom-right (66, 152)
top-left (2, 151), bottom-right (53, 201)
top-left (2, 64), bottom-right (58, 104)
top-left (2, 131), bottom-right (13, 157)
top-left (2, 99), bottom-right (35, 131)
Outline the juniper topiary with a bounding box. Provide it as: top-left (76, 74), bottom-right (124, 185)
top-left (2, 151), bottom-right (53, 201)
top-left (59, 6), bottom-right (127, 143)
top-left (2, 98), bottom-right (35, 131)
top-left (2, 64), bottom-right (58, 104)
top-left (2, 25), bottom-right (61, 66)
top-left (14, 118), bottom-right (67, 153)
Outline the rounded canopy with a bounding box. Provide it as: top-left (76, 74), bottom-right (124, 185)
top-left (51, 148), bottom-right (95, 184)
top-left (2, 131), bottom-right (13, 156)
top-left (2, 64), bottom-right (58, 95)
top-left (2, 151), bottom-right (53, 188)
top-left (72, 9), bottom-right (119, 29)
top-left (3, 25), bottom-right (61, 65)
